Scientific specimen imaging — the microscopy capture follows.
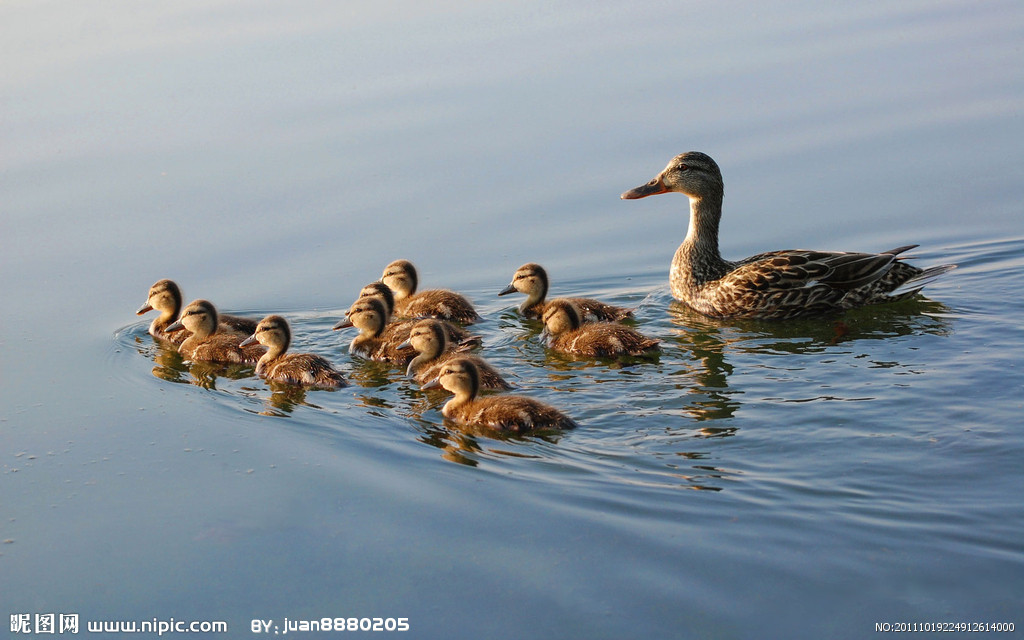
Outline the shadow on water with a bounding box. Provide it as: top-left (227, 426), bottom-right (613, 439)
top-left (663, 294), bottom-right (954, 422)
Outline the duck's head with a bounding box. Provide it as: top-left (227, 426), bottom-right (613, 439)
top-left (137, 279), bottom-right (183, 316)
top-left (398, 319), bottom-right (448, 369)
top-left (541, 298), bottom-right (582, 337)
top-left (422, 357), bottom-right (479, 399)
top-left (166, 299), bottom-right (218, 338)
top-left (499, 263), bottom-right (548, 297)
top-left (358, 281), bottom-right (396, 319)
top-left (621, 151), bottom-right (723, 201)
top-left (334, 296), bottom-right (387, 335)
top-left (241, 315), bottom-right (290, 352)
top-left (381, 259), bottom-right (418, 299)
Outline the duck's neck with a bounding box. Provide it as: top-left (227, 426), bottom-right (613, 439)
top-left (262, 341), bottom-right (286, 362)
top-left (678, 193), bottom-right (730, 283)
top-left (521, 276), bottom-right (548, 314)
top-left (409, 340), bottom-right (442, 374)
top-left (442, 388), bottom-right (474, 416)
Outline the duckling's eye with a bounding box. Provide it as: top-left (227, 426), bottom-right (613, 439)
top-left (677, 163), bottom-right (689, 171)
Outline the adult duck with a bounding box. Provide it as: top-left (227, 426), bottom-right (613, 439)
top-left (621, 152), bottom-right (956, 319)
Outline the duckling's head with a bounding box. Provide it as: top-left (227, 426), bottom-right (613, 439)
top-left (168, 299), bottom-right (219, 338)
top-left (621, 151), bottom-right (723, 201)
top-left (137, 279), bottom-right (183, 316)
top-left (407, 319), bottom-right (448, 354)
top-left (241, 315), bottom-right (290, 353)
top-left (499, 263), bottom-right (548, 297)
top-left (381, 259), bottom-right (418, 299)
top-left (358, 281), bottom-right (396, 319)
top-left (422, 357), bottom-right (479, 399)
top-left (541, 298), bottom-right (582, 336)
top-left (338, 296), bottom-right (388, 336)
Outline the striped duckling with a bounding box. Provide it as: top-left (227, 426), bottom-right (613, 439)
top-left (381, 259), bottom-right (481, 323)
top-left (166, 299), bottom-right (265, 364)
top-left (136, 279), bottom-right (258, 344)
top-left (499, 263), bottom-right (633, 322)
top-left (400, 319), bottom-right (511, 390)
top-left (357, 281), bottom-right (478, 346)
top-left (423, 357), bottom-right (576, 434)
top-left (240, 315), bottom-right (347, 388)
top-left (541, 299), bottom-right (659, 357)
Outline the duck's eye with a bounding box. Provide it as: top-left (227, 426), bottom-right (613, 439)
top-left (678, 163), bottom-right (689, 171)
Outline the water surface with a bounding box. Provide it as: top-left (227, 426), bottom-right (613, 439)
top-left (3, 1), bottom-right (1022, 638)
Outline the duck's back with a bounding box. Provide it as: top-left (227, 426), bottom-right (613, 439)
top-left (526, 297), bottom-right (632, 322)
top-left (180, 333), bottom-right (265, 364)
top-left (551, 323), bottom-right (659, 357)
top-left (397, 289), bottom-right (480, 324)
top-left (415, 353), bottom-right (511, 390)
top-left (445, 395), bottom-right (576, 434)
top-left (262, 353), bottom-right (347, 388)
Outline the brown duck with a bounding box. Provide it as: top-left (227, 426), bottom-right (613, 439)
top-left (240, 315), bottom-right (347, 388)
top-left (400, 319), bottom-right (511, 390)
top-left (381, 259), bottom-right (481, 323)
top-left (423, 358), bottom-right (576, 434)
top-left (166, 299), bottom-right (265, 364)
top-left (541, 299), bottom-right (659, 357)
top-left (499, 262), bottom-right (633, 322)
top-left (621, 151), bottom-right (956, 319)
top-left (136, 279), bottom-right (258, 343)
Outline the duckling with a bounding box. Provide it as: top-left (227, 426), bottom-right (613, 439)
top-left (499, 263), bottom-right (633, 322)
top-left (332, 296), bottom-right (416, 364)
top-left (541, 299), bottom-right (660, 357)
top-left (356, 280), bottom-right (479, 346)
top-left (136, 279), bottom-right (258, 343)
top-left (166, 299), bottom-right (265, 364)
top-left (422, 357), bottom-right (576, 434)
top-left (400, 319), bottom-right (511, 390)
top-left (240, 315), bottom-right (347, 388)
top-left (620, 151), bottom-right (957, 319)
top-left (381, 259), bottom-right (481, 323)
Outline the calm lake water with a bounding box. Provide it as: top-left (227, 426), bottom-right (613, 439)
top-left (3, 1), bottom-right (1022, 638)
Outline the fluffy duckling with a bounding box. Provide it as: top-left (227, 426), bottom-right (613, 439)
top-left (356, 280), bottom-right (479, 346)
top-left (166, 299), bottom-right (265, 364)
top-left (423, 358), bottom-right (576, 434)
top-left (542, 299), bottom-right (660, 357)
top-left (332, 296), bottom-right (417, 364)
top-left (240, 315), bottom-right (347, 388)
top-left (621, 151), bottom-right (957, 319)
top-left (400, 319), bottom-right (511, 390)
top-left (136, 279), bottom-right (258, 344)
top-left (499, 263), bottom-right (633, 322)
top-left (381, 259), bottom-right (481, 323)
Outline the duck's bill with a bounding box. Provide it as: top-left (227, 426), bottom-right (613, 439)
top-left (165, 320), bottom-right (185, 332)
top-left (421, 378), bottom-right (441, 390)
top-left (498, 283), bottom-right (516, 296)
top-left (332, 319), bottom-right (353, 330)
top-left (620, 178), bottom-right (667, 199)
top-left (239, 334), bottom-right (258, 347)
top-left (136, 302), bottom-right (154, 315)
top-left (396, 339), bottom-right (411, 350)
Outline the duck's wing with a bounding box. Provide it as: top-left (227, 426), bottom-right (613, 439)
top-left (730, 250), bottom-right (899, 292)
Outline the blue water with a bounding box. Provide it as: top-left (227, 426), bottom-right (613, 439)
top-left (3, 2), bottom-right (1022, 638)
